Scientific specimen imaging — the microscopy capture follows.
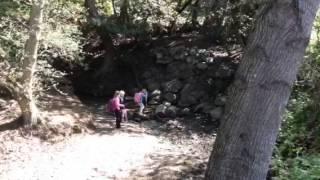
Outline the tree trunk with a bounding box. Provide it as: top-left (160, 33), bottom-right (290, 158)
top-left (84, 0), bottom-right (116, 78)
top-left (111, 0), bottom-right (117, 16)
top-left (85, 0), bottom-right (100, 21)
top-left (191, 0), bottom-right (200, 27)
top-left (205, 1), bottom-right (320, 180)
top-left (18, 0), bottom-right (45, 126)
top-left (119, 0), bottom-right (130, 24)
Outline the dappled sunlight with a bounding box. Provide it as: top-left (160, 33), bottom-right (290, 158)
top-left (0, 129), bottom-right (211, 179)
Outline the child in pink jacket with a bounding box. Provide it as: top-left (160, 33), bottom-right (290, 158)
top-left (110, 91), bottom-right (125, 128)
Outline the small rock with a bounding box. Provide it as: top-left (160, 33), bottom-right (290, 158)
top-left (155, 52), bottom-right (163, 59)
top-left (166, 106), bottom-right (178, 118)
top-left (162, 79), bottom-right (183, 93)
top-left (214, 96), bottom-right (227, 106)
top-left (186, 56), bottom-right (193, 63)
top-left (163, 102), bottom-right (172, 106)
top-left (206, 57), bottom-right (214, 63)
top-left (179, 108), bottom-right (191, 116)
top-left (209, 107), bottom-right (224, 120)
top-left (149, 99), bottom-right (160, 105)
top-left (151, 89), bottom-right (161, 96)
top-left (147, 82), bottom-right (160, 91)
top-left (163, 93), bottom-right (177, 103)
top-left (194, 103), bottom-right (214, 113)
top-left (72, 125), bottom-right (82, 134)
top-left (196, 62), bottom-right (208, 70)
top-left (155, 104), bottom-right (167, 117)
top-left (156, 57), bottom-right (172, 64)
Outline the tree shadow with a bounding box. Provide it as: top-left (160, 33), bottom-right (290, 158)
top-left (0, 116), bottom-right (23, 132)
top-left (129, 153), bottom-right (207, 179)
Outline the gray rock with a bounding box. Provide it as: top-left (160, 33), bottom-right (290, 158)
top-left (206, 57), bottom-right (214, 63)
top-left (190, 48), bottom-right (198, 56)
top-left (151, 89), bottom-right (161, 96)
top-left (147, 82), bottom-right (160, 91)
top-left (151, 95), bottom-right (161, 101)
top-left (196, 62), bottom-right (208, 70)
top-left (214, 65), bottom-right (234, 78)
top-left (169, 45), bottom-right (185, 59)
top-left (209, 107), bottom-right (224, 120)
top-left (214, 96), bottom-right (227, 106)
top-left (194, 103), bottom-right (214, 113)
top-left (179, 108), bottom-right (192, 116)
top-left (0, 99), bottom-right (6, 108)
top-left (167, 62), bottom-right (193, 80)
top-left (155, 52), bottom-right (164, 59)
top-left (155, 104), bottom-right (167, 117)
top-left (156, 57), bottom-right (172, 64)
top-left (162, 79), bottom-right (183, 93)
top-left (163, 101), bottom-right (172, 106)
top-left (163, 93), bottom-right (177, 103)
top-left (166, 106), bottom-right (178, 118)
top-left (186, 56), bottom-right (193, 63)
top-left (177, 84), bottom-right (198, 107)
top-left (142, 71), bottom-right (152, 79)
top-left (149, 99), bottom-right (160, 105)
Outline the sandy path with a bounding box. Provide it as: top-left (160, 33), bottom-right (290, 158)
top-left (0, 100), bottom-right (215, 180)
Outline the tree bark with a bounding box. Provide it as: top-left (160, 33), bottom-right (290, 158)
top-left (205, 1), bottom-right (320, 180)
top-left (85, 0), bottom-right (100, 21)
top-left (191, 0), bottom-right (200, 27)
top-left (111, 0), bottom-right (117, 16)
top-left (119, 0), bottom-right (130, 24)
top-left (176, 0), bottom-right (193, 14)
top-left (18, 0), bottom-right (45, 126)
top-left (84, 0), bottom-right (116, 78)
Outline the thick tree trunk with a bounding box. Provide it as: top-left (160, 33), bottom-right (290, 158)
top-left (84, 0), bottom-right (116, 78)
top-left (18, 0), bottom-right (45, 126)
top-left (205, 1), bottom-right (320, 180)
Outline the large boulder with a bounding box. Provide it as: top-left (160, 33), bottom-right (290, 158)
top-left (155, 104), bottom-right (167, 118)
top-left (162, 79), bottom-right (183, 93)
top-left (147, 82), bottom-right (161, 92)
top-left (167, 62), bottom-right (193, 80)
top-left (166, 106), bottom-right (178, 118)
top-left (178, 83), bottom-right (206, 107)
top-left (169, 45), bottom-right (185, 60)
top-left (163, 93), bottom-right (177, 103)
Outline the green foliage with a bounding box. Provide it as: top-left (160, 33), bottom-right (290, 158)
top-left (42, 0), bottom-right (85, 65)
top-left (273, 155), bottom-right (320, 180)
top-left (272, 13), bottom-right (320, 179)
top-left (0, 0), bottom-right (30, 69)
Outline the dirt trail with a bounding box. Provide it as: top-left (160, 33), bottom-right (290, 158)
top-left (0, 98), bottom-right (216, 180)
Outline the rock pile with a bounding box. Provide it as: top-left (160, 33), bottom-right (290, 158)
top-left (138, 45), bottom-right (240, 121)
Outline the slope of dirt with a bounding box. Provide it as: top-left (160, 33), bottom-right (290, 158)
top-left (0, 96), bottom-right (216, 179)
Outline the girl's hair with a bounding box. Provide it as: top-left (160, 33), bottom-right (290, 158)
top-left (119, 90), bottom-right (125, 96)
top-left (113, 90), bottom-right (120, 97)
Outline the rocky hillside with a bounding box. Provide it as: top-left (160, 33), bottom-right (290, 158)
top-left (71, 35), bottom-right (242, 122)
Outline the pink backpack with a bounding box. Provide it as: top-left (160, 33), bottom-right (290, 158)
top-left (107, 98), bottom-right (116, 113)
top-left (134, 92), bottom-right (142, 104)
